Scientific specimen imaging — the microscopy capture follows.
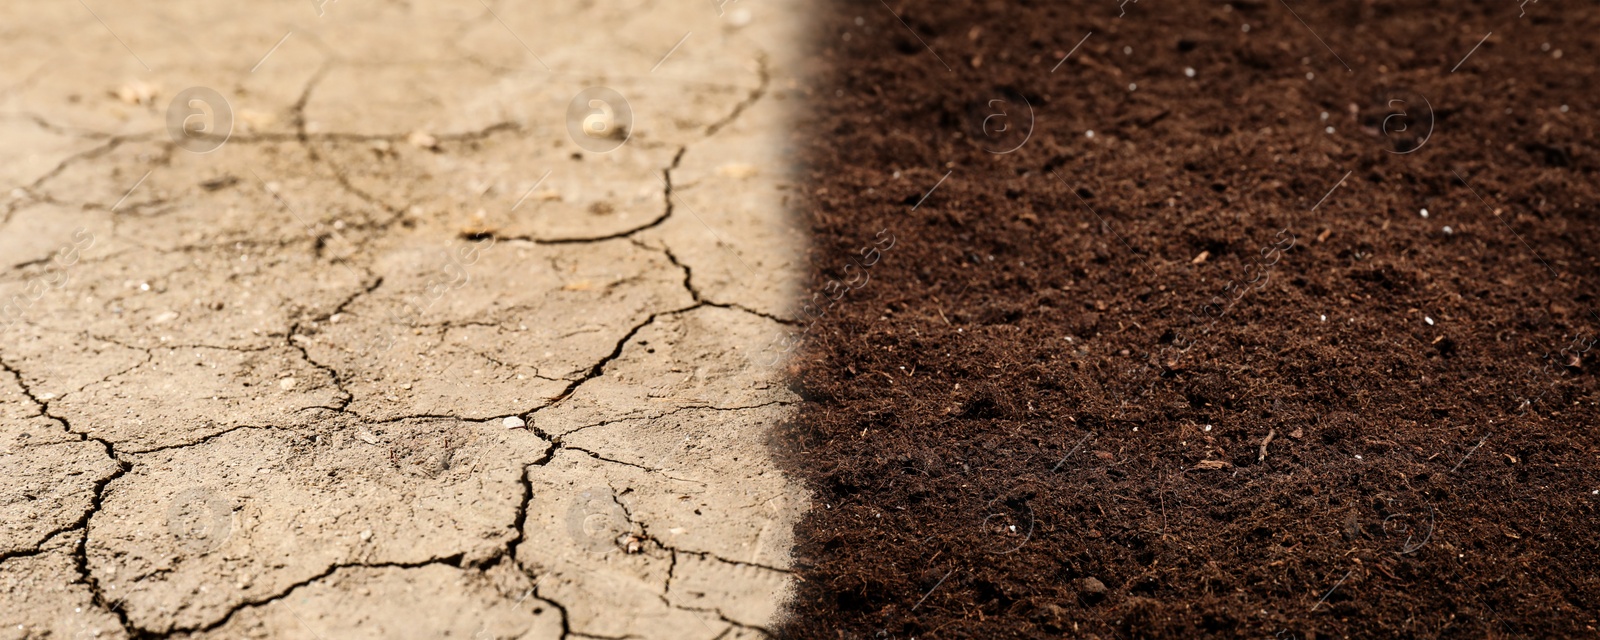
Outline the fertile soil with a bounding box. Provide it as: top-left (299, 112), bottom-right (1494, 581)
top-left (774, 0), bottom-right (1600, 638)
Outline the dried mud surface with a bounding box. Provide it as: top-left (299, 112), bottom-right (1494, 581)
top-left (1, 1), bottom-right (810, 638)
top-left (777, 0), bottom-right (1600, 638)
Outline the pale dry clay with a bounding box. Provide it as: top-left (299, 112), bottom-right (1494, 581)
top-left (0, 0), bottom-right (808, 637)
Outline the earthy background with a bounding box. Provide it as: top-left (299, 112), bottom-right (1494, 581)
top-left (776, 0), bottom-right (1599, 637)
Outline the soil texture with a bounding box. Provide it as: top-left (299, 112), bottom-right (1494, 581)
top-left (776, 0), bottom-right (1600, 637)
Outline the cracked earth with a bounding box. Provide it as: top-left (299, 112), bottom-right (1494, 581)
top-left (1, 0), bottom-right (808, 638)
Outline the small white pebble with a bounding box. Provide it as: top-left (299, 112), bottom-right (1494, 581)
top-left (1355, 454), bottom-right (1363, 460)
top-left (1133, 426), bottom-right (1139, 432)
top-left (1542, 42), bottom-right (1551, 51)
top-left (503, 416), bottom-right (526, 429)
top-left (278, 378), bottom-right (297, 390)
top-left (1320, 111), bottom-right (1329, 121)
top-left (1560, 105), bottom-right (1569, 113)
top-left (360, 529), bottom-right (372, 541)
top-left (1320, 314), bottom-right (1327, 322)
top-left (1420, 208), bottom-right (1429, 218)
top-left (1009, 525), bottom-right (1016, 532)
top-left (1443, 226), bottom-right (1453, 234)
top-left (1306, 72), bottom-right (1315, 81)
top-left (1242, 23), bottom-right (1250, 32)
top-left (1128, 83), bottom-right (1137, 91)
top-left (854, 16), bottom-right (864, 25)
top-left (1325, 126), bottom-right (1334, 134)
top-left (1085, 130), bottom-right (1095, 138)
top-left (1123, 46), bottom-right (1132, 55)
top-left (893, 170), bottom-right (901, 178)
top-left (1184, 67), bottom-right (1195, 77)
top-left (1425, 316), bottom-right (1435, 326)
top-left (1204, 424), bottom-right (1213, 432)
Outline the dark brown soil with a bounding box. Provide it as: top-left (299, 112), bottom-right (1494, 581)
top-left (774, 1), bottom-right (1600, 638)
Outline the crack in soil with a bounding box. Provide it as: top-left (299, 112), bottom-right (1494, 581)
top-left (160, 554), bottom-right (467, 637)
top-left (704, 53), bottom-right (770, 137)
top-left (0, 350), bottom-right (138, 637)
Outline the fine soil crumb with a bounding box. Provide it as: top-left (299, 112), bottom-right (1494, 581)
top-left (775, 0), bottom-right (1600, 637)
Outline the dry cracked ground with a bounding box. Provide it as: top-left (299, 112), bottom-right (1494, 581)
top-left (0, 1), bottom-right (810, 638)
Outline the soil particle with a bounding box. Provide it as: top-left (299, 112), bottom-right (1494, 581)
top-left (1081, 577), bottom-right (1108, 602)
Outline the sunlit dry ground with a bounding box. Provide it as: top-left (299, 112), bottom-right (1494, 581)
top-left (0, 1), bottom-right (809, 637)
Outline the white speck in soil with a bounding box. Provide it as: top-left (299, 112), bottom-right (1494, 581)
top-left (503, 416), bottom-right (526, 429)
